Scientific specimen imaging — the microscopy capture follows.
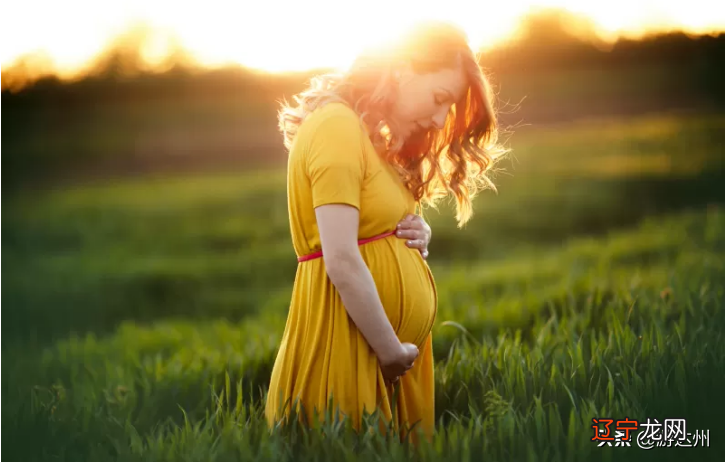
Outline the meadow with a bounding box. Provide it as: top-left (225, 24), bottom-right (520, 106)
top-left (3, 105), bottom-right (725, 460)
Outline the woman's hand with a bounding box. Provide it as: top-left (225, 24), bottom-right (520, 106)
top-left (380, 342), bottom-right (419, 385)
top-left (396, 214), bottom-right (432, 259)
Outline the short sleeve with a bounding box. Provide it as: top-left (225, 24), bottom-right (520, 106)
top-left (305, 107), bottom-right (366, 209)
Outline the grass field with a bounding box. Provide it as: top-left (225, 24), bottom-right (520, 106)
top-left (3, 111), bottom-right (725, 461)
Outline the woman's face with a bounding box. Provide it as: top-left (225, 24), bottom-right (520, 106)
top-left (388, 64), bottom-right (468, 140)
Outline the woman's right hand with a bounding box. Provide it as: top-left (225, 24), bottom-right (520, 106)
top-left (380, 342), bottom-right (419, 383)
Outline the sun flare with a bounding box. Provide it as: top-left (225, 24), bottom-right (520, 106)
top-left (1, 0), bottom-right (724, 84)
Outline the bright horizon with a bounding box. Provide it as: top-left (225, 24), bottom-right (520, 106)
top-left (2, 0), bottom-right (724, 81)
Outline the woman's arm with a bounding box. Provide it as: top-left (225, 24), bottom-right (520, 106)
top-left (316, 204), bottom-right (418, 378)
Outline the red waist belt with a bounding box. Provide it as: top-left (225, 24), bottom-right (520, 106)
top-left (297, 230), bottom-right (396, 262)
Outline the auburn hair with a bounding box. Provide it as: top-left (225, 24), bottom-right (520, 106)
top-left (278, 21), bottom-right (510, 227)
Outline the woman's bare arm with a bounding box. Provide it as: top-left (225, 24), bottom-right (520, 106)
top-left (315, 204), bottom-right (416, 370)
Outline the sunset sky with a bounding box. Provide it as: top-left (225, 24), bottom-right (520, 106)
top-left (1, 0), bottom-right (724, 79)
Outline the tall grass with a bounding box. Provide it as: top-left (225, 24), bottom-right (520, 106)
top-left (3, 113), bottom-right (724, 461)
top-left (3, 208), bottom-right (723, 461)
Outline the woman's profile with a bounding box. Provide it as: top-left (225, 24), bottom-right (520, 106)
top-left (265, 21), bottom-right (508, 443)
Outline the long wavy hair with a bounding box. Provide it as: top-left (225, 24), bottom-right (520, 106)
top-left (278, 21), bottom-right (510, 227)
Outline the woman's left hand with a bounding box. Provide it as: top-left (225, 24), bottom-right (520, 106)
top-left (396, 214), bottom-right (432, 260)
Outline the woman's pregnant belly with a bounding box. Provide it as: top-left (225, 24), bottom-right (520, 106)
top-left (362, 237), bottom-right (438, 349)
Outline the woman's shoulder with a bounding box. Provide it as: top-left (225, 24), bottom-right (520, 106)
top-left (299, 101), bottom-right (365, 138)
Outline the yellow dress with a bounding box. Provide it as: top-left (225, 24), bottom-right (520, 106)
top-left (265, 102), bottom-right (438, 442)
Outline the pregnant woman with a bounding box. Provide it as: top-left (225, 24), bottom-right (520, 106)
top-left (265, 21), bottom-right (507, 443)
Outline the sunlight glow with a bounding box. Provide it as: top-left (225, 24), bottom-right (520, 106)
top-left (1, 0), bottom-right (724, 81)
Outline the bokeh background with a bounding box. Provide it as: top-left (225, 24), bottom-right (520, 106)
top-left (3, 2), bottom-right (725, 461)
